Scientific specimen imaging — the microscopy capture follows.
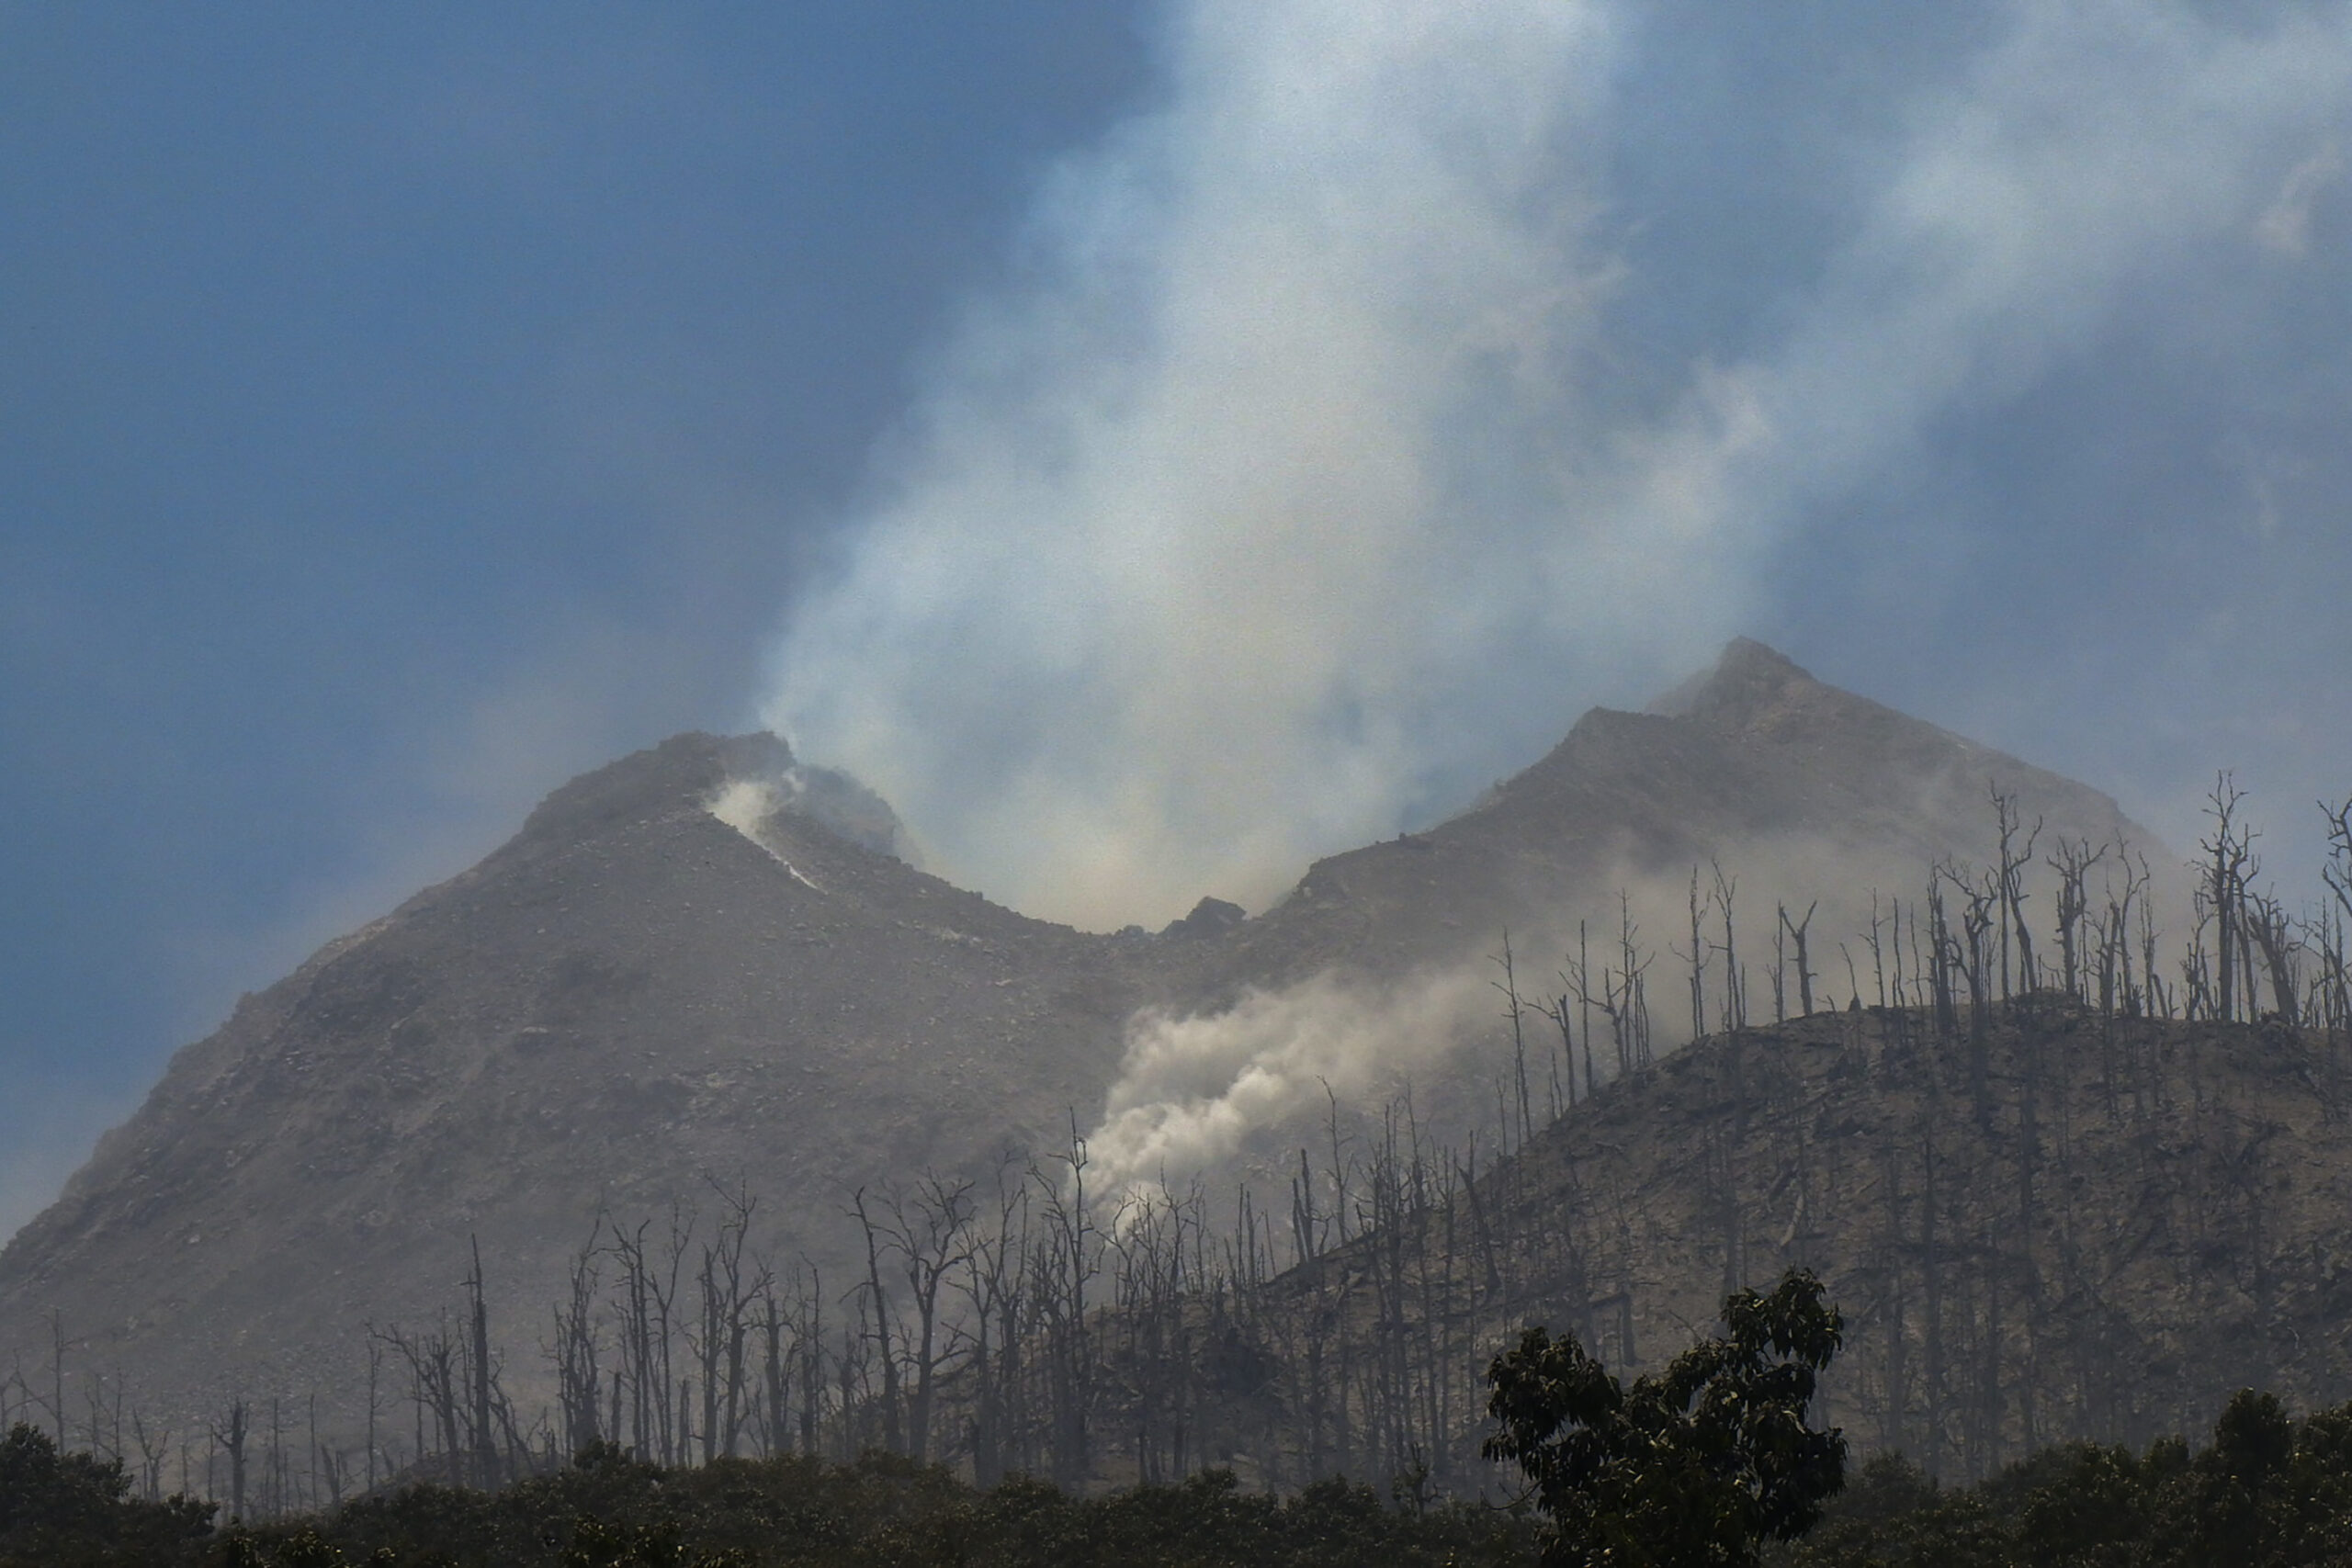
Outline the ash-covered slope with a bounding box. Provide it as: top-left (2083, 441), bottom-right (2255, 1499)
top-left (0, 732), bottom-right (1179, 1422)
top-left (1195, 1002), bottom-right (2352, 1485)
top-left (0, 639), bottom-right (2170, 1434)
top-left (1205, 637), bottom-right (2157, 994)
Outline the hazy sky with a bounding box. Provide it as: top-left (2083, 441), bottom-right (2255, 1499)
top-left (6, 1), bottom-right (2350, 1238)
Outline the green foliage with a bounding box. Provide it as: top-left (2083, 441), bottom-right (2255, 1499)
top-left (178, 1446), bottom-right (1529, 1567)
top-left (1485, 1268), bottom-right (1849, 1567)
top-left (44, 1380), bottom-right (2352, 1567)
top-left (1777, 1451), bottom-right (1999, 1568)
top-left (0, 1422), bottom-right (215, 1567)
top-left (1773, 1388), bottom-right (2352, 1568)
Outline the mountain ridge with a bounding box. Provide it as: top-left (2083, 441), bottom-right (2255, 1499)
top-left (0, 639), bottom-right (2174, 1437)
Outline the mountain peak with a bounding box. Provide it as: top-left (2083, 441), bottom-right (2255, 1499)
top-left (503, 731), bottom-right (789, 856)
top-left (1645, 637), bottom-right (1817, 726)
top-left (493, 731), bottom-right (912, 867)
top-left (0, 650), bottom-right (2166, 1448)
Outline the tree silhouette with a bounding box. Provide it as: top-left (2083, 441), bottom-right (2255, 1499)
top-left (1485, 1269), bottom-right (1847, 1568)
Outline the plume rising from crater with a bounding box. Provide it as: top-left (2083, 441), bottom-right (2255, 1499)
top-left (763, 0), bottom-right (1764, 931)
top-left (762, 0), bottom-right (2352, 932)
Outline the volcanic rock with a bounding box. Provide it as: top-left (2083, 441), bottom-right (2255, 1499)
top-left (0, 641), bottom-right (2171, 1434)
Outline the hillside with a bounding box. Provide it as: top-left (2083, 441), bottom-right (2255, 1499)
top-left (1135, 1000), bottom-right (2352, 1492)
top-left (1101, 636), bottom-right (2165, 1214)
top-left (0, 640), bottom-right (2180, 1450)
top-left (0, 733), bottom-right (1181, 1430)
top-left (1193, 637), bottom-right (2151, 996)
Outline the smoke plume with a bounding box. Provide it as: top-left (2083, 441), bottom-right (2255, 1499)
top-left (763, 0), bottom-right (1766, 930)
top-left (764, 0), bottom-right (2352, 931)
top-left (1089, 967), bottom-right (1489, 1200)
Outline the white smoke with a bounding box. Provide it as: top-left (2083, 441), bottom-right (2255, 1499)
top-left (706, 777), bottom-right (780, 840)
top-left (1088, 967), bottom-right (1491, 1201)
top-left (1742, 2), bottom-right (2352, 505)
top-left (763, 0), bottom-right (1767, 930)
top-left (1087, 806), bottom-right (2190, 1201)
top-left (763, 0), bottom-right (2352, 935)
top-left (2256, 141), bottom-right (2345, 262)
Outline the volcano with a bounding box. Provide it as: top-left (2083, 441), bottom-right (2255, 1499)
top-left (0, 640), bottom-right (2164, 1436)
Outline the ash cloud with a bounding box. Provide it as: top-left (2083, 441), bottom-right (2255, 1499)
top-left (1089, 967), bottom-right (1490, 1201)
top-left (763, 0), bottom-right (2352, 933)
top-left (763, 0), bottom-right (1756, 931)
top-left (1086, 811), bottom-right (2188, 1205)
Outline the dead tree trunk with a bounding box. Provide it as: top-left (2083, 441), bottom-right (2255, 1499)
top-left (888, 1172), bottom-right (976, 1464)
top-left (2047, 838), bottom-right (2107, 1003)
top-left (2245, 887), bottom-right (2299, 1022)
top-left (1782, 901), bottom-right (1818, 1018)
top-left (2202, 774), bottom-right (2256, 1023)
top-left (850, 1189), bottom-right (904, 1455)
top-left (553, 1222), bottom-right (604, 1456)
top-left (1713, 861), bottom-right (1744, 1031)
top-left (1491, 934), bottom-right (1534, 1148)
top-left (1682, 870), bottom-right (1709, 1043)
top-left (1992, 786), bottom-right (2041, 999)
top-left (212, 1399), bottom-right (249, 1522)
top-left (466, 1237), bottom-right (497, 1490)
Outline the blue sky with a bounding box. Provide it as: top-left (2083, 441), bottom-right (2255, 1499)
top-left (6, 1), bottom-right (2351, 1237)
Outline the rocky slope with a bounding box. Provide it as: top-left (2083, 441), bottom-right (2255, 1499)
top-left (0, 732), bottom-right (1178, 1426)
top-left (0, 640), bottom-right (2170, 1436)
top-left (1204, 637), bottom-right (2154, 997)
top-left (1171, 1001), bottom-right (2352, 1488)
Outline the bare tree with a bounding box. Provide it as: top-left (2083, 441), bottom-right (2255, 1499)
top-left (466, 1237), bottom-right (498, 1490)
top-left (1864, 892), bottom-right (1889, 1012)
top-left (1713, 861), bottom-right (1745, 1032)
top-left (210, 1399), bottom-right (249, 1521)
top-left (1992, 786), bottom-right (2042, 999)
top-left (1781, 902), bottom-right (1818, 1019)
top-left (2043, 838), bottom-right (2106, 1003)
top-left (2314, 797), bottom-right (2352, 1039)
top-left (1538, 988), bottom-right (1580, 1112)
top-left (1491, 933), bottom-right (1535, 1148)
top-left (882, 1172), bottom-right (977, 1463)
top-left (373, 1318), bottom-right (463, 1487)
top-left (552, 1220), bottom-right (605, 1456)
top-left (847, 1188), bottom-right (905, 1455)
top-left (364, 1341), bottom-right (382, 1493)
top-left (130, 1408), bottom-right (168, 1503)
top-left (954, 1164), bottom-right (1031, 1483)
top-left (1679, 870), bottom-right (1711, 1043)
top-left (2244, 886), bottom-right (2301, 1022)
top-left (2200, 773), bottom-right (2257, 1023)
top-left (692, 1179), bottom-right (768, 1461)
top-left (606, 1203), bottom-right (695, 1462)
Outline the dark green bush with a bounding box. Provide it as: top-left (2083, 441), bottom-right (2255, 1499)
top-left (0, 1423), bottom-right (214, 1568)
